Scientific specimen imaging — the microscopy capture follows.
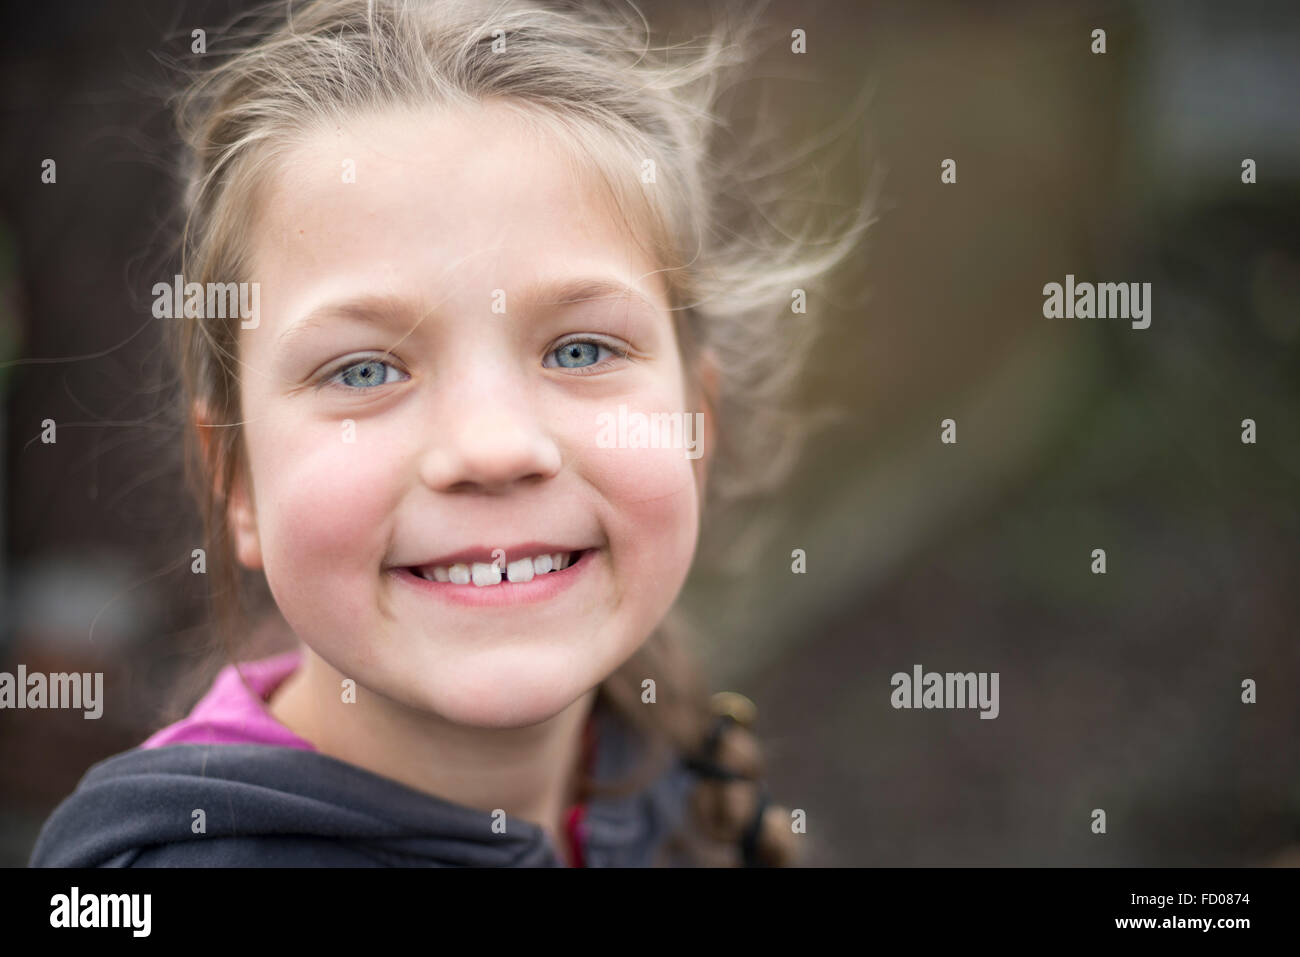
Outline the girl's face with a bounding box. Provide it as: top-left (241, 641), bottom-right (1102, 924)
top-left (228, 103), bottom-right (708, 728)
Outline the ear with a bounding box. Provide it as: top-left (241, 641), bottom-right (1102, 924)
top-left (192, 400), bottom-right (263, 570)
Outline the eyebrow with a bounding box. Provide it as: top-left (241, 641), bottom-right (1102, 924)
top-left (274, 276), bottom-right (664, 349)
top-left (530, 278), bottom-right (663, 312)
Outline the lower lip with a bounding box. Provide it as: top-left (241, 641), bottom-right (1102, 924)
top-left (388, 549), bottom-right (598, 607)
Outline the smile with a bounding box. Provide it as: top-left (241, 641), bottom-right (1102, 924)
top-left (390, 548), bottom-right (598, 607)
top-left (411, 549), bottom-right (583, 586)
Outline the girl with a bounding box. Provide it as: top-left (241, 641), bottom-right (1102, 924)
top-left (30, 0), bottom-right (867, 867)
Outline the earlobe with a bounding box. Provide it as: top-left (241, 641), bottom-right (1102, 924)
top-left (227, 466), bottom-right (264, 571)
top-left (193, 401), bottom-right (263, 570)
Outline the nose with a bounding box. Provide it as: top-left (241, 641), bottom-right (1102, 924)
top-left (417, 384), bottom-right (563, 494)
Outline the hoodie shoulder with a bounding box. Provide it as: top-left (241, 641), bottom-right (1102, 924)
top-left (102, 836), bottom-right (381, 867)
top-left (28, 743), bottom-right (557, 868)
top-left (27, 744), bottom-right (359, 867)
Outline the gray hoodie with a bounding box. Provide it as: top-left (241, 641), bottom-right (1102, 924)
top-left (29, 701), bottom-right (703, 867)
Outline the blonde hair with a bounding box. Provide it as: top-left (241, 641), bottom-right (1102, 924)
top-left (168, 0), bottom-right (870, 866)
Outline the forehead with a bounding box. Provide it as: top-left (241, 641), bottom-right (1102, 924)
top-left (245, 100), bottom-right (669, 317)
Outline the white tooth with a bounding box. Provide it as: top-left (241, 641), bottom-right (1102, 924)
top-left (449, 563), bottom-right (470, 585)
top-left (432, 566), bottom-right (450, 582)
top-left (532, 554), bottom-right (553, 574)
top-left (506, 557), bottom-right (535, 583)
top-left (553, 552), bottom-right (565, 571)
top-left (472, 562), bottom-right (501, 586)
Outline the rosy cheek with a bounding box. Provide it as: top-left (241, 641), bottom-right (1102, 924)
top-left (569, 398), bottom-right (703, 578)
top-left (245, 414), bottom-right (403, 593)
top-left (587, 444), bottom-right (696, 509)
top-left (618, 461), bottom-right (697, 591)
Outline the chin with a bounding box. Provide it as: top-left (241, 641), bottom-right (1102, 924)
top-left (428, 690), bottom-right (588, 730)
top-left (415, 655), bottom-right (604, 730)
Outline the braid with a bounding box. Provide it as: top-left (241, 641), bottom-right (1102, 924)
top-left (684, 694), bottom-right (799, 867)
top-left (596, 618), bottom-right (799, 867)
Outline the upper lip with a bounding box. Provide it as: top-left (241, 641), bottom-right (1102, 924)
top-left (400, 542), bottom-right (594, 569)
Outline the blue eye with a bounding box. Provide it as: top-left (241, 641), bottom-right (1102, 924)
top-left (548, 339), bottom-right (618, 369)
top-left (333, 358), bottom-right (405, 389)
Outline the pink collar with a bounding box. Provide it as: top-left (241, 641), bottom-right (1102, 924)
top-left (141, 650), bottom-right (315, 752)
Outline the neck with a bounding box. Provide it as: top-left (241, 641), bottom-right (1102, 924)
top-left (266, 644), bottom-right (596, 863)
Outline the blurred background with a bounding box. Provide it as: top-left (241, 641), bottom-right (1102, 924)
top-left (1, 0), bottom-right (1297, 866)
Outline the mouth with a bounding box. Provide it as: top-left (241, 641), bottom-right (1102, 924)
top-left (391, 547), bottom-right (598, 607)
top-left (404, 548), bottom-right (592, 587)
